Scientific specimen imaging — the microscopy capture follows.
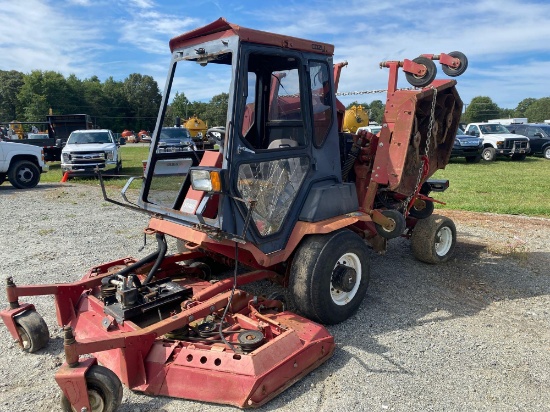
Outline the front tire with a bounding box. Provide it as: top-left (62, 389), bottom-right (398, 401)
top-left (411, 214), bottom-right (456, 264)
top-left (289, 230), bottom-right (370, 325)
top-left (60, 365), bottom-right (123, 412)
top-left (482, 147), bottom-right (496, 161)
top-left (8, 160), bottom-right (41, 189)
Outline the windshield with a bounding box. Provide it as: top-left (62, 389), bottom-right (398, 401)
top-left (479, 124), bottom-right (511, 134)
top-left (160, 128), bottom-right (192, 141)
top-left (68, 132), bottom-right (112, 144)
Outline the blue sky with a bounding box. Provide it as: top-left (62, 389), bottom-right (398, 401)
top-left (1, 0), bottom-right (550, 110)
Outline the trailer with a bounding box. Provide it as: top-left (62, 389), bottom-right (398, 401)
top-left (1, 18), bottom-right (468, 411)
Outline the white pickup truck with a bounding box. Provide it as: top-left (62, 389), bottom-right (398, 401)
top-left (61, 129), bottom-right (123, 175)
top-left (0, 139), bottom-right (48, 188)
top-left (464, 122), bottom-right (530, 161)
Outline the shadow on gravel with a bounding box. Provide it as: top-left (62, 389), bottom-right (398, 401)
top-left (323, 236), bottom-right (550, 378)
top-left (0, 183), bottom-right (64, 192)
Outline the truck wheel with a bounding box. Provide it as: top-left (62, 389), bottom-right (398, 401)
top-left (14, 310), bottom-right (49, 353)
top-left (465, 155), bottom-right (481, 163)
top-left (0, 173), bottom-right (6, 185)
top-left (481, 147), bottom-right (496, 161)
top-left (375, 209), bottom-right (406, 239)
top-left (60, 365), bottom-right (123, 412)
top-left (544, 146), bottom-right (550, 160)
top-left (408, 199), bottom-right (434, 219)
top-left (289, 230), bottom-right (370, 325)
top-left (511, 153), bottom-right (526, 161)
top-left (405, 56), bottom-right (437, 88)
top-left (441, 51), bottom-right (468, 77)
top-left (411, 214), bottom-right (456, 264)
top-left (8, 160), bottom-right (41, 189)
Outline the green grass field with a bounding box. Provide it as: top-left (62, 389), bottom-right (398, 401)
top-left (42, 146), bottom-right (550, 218)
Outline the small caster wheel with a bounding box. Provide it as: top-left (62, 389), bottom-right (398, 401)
top-left (188, 261), bottom-right (212, 281)
top-left (375, 209), bottom-right (406, 239)
top-left (441, 51), bottom-right (468, 77)
top-left (405, 56), bottom-right (437, 87)
top-left (408, 199), bottom-right (435, 219)
top-left (61, 365), bottom-right (123, 412)
top-left (14, 310), bottom-right (49, 353)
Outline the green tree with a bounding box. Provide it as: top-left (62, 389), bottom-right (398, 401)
top-left (464, 96), bottom-right (500, 123)
top-left (368, 100), bottom-right (385, 124)
top-left (123, 73), bottom-right (161, 131)
top-left (204, 92), bottom-right (228, 127)
top-left (102, 77), bottom-right (132, 132)
top-left (171, 91), bottom-right (190, 120)
top-left (514, 98), bottom-right (537, 118)
top-left (524, 97), bottom-right (550, 123)
top-left (17, 70), bottom-right (71, 121)
top-left (0, 70), bottom-right (24, 121)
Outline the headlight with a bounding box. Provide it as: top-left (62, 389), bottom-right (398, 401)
top-left (454, 139), bottom-right (461, 146)
top-left (106, 150), bottom-right (114, 160)
top-left (190, 168), bottom-right (223, 193)
top-left (62, 153), bottom-right (69, 162)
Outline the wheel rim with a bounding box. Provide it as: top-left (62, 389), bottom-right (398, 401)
top-left (88, 388), bottom-right (105, 412)
top-left (482, 150), bottom-right (491, 160)
top-left (330, 252), bottom-right (361, 306)
top-left (435, 226), bottom-right (453, 256)
top-left (545, 148), bottom-right (550, 159)
top-left (17, 166), bottom-right (35, 184)
top-left (16, 326), bottom-right (31, 350)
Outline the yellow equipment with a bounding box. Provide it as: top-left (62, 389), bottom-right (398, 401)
top-left (342, 105), bottom-right (369, 133)
top-left (183, 116), bottom-right (208, 138)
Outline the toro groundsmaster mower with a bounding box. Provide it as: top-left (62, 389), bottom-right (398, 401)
top-left (1, 18), bottom-right (468, 411)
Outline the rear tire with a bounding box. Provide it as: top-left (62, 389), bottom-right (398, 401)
top-left (8, 160), bottom-right (41, 189)
top-left (544, 146), bottom-right (550, 160)
top-left (411, 214), bottom-right (456, 264)
top-left (289, 230), bottom-right (370, 325)
top-left (482, 147), bottom-right (496, 161)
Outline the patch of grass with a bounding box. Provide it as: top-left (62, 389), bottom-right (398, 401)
top-left (38, 228), bottom-right (55, 236)
top-left (486, 236), bottom-right (529, 260)
top-left (433, 156), bottom-right (550, 217)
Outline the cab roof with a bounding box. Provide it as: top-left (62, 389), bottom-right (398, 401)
top-left (169, 17), bottom-right (334, 56)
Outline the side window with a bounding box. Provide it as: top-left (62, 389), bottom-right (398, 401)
top-left (309, 61), bottom-right (333, 147)
top-left (466, 125), bottom-right (479, 136)
top-left (524, 127), bottom-right (537, 138)
top-left (240, 53), bottom-right (305, 150)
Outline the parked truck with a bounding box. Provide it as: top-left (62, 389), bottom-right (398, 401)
top-left (1, 114), bottom-right (95, 161)
top-left (464, 122), bottom-right (530, 161)
top-left (0, 139), bottom-right (48, 188)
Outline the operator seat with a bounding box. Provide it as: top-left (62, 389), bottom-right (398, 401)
top-left (267, 138), bottom-right (298, 149)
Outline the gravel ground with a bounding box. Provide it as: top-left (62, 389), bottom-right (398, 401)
top-left (0, 182), bottom-right (549, 412)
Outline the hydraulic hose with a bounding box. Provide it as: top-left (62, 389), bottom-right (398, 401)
top-left (143, 233), bottom-right (168, 285)
top-left (101, 233), bottom-right (165, 286)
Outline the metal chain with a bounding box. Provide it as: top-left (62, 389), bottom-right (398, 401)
top-left (403, 86), bottom-right (438, 215)
top-left (335, 87), bottom-right (417, 96)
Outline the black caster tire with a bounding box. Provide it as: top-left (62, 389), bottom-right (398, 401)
top-left (405, 56), bottom-right (437, 88)
top-left (14, 310), bottom-right (49, 353)
top-left (61, 365), bottom-right (123, 412)
top-left (375, 209), bottom-right (406, 239)
top-left (441, 51), bottom-right (468, 77)
top-left (408, 199), bottom-right (435, 219)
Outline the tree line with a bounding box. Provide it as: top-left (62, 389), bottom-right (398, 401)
top-left (2, 68), bottom-right (550, 134)
top-left (0, 70), bottom-right (228, 134)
